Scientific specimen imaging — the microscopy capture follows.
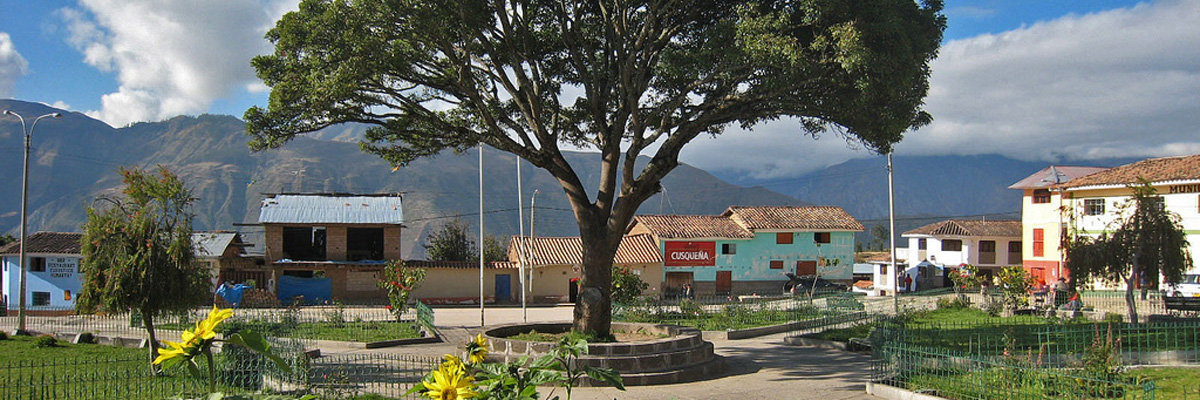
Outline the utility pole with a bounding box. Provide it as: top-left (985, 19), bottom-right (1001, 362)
top-left (888, 153), bottom-right (899, 315)
top-left (528, 190), bottom-right (538, 291)
top-left (517, 157), bottom-right (527, 322)
top-left (479, 144), bottom-right (485, 327)
top-left (4, 110), bottom-right (61, 335)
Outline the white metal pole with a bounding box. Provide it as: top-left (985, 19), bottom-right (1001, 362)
top-left (479, 144), bottom-right (485, 327)
top-left (5, 111), bottom-right (59, 335)
top-left (888, 153), bottom-right (899, 314)
top-left (529, 190), bottom-right (538, 292)
top-left (517, 157), bottom-right (526, 322)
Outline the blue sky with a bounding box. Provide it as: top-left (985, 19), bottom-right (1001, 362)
top-left (1, 1), bottom-right (1198, 176)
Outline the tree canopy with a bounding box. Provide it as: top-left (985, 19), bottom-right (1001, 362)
top-left (248, 0), bottom-right (945, 334)
top-left (1064, 182), bottom-right (1193, 322)
top-left (424, 219), bottom-right (507, 263)
top-left (79, 166), bottom-right (210, 366)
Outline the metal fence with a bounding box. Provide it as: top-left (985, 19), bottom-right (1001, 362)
top-left (0, 345), bottom-right (438, 400)
top-left (872, 343), bottom-right (1157, 400)
top-left (0, 304), bottom-right (423, 347)
top-left (613, 290), bottom-right (871, 331)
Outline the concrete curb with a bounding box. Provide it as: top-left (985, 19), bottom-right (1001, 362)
top-left (866, 382), bottom-right (947, 400)
top-left (363, 324), bottom-right (442, 348)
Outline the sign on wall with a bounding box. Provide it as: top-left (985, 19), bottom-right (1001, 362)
top-left (664, 241), bottom-right (716, 267)
top-left (47, 258), bottom-right (78, 279)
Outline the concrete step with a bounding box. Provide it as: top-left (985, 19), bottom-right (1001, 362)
top-left (578, 355), bottom-right (726, 387)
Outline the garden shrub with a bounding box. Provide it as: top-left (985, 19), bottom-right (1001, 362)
top-left (1102, 313), bottom-right (1124, 324)
top-left (678, 298), bottom-right (703, 316)
top-left (34, 335), bottom-right (57, 348)
top-left (936, 296), bottom-right (971, 310)
top-left (0, 330), bottom-right (7, 340)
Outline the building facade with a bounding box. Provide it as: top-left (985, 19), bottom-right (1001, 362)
top-left (509, 234), bottom-right (663, 303)
top-left (628, 206), bottom-right (863, 297)
top-left (1054, 155), bottom-right (1200, 287)
top-left (258, 193), bottom-right (404, 302)
top-left (899, 219), bottom-right (1023, 287)
top-left (1, 232), bottom-right (84, 311)
top-left (1009, 165), bottom-right (1108, 284)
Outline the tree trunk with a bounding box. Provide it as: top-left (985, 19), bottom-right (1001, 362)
top-left (1126, 262), bottom-right (1140, 324)
top-left (573, 230), bottom-right (621, 336)
top-left (142, 309), bottom-right (161, 376)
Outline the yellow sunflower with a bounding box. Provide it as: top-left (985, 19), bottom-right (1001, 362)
top-left (467, 334), bottom-right (489, 364)
top-left (193, 305), bottom-right (234, 341)
top-left (423, 364), bottom-right (478, 400)
top-left (441, 354), bottom-right (465, 374)
top-left (152, 340), bottom-right (192, 365)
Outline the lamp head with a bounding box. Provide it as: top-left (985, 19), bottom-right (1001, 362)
top-left (51, 113), bottom-right (62, 118)
top-left (2, 110), bottom-right (12, 116)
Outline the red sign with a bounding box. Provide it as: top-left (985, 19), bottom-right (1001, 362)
top-left (664, 241), bottom-right (716, 266)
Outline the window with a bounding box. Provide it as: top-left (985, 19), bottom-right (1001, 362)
top-left (1008, 241), bottom-right (1023, 264)
top-left (32, 291), bottom-right (50, 306)
top-left (918, 238), bottom-right (927, 250)
top-left (1033, 229), bottom-right (1045, 257)
top-left (814, 232), bottom-right (831, 244)
top-left (941, 240), bottom-right (962, 252)
top-left (721, 243), bottom-right (737, 255)
top-left (347, 227), bottom-right (385, 261)
top-left (979, 241), bottom-right (996, 252)
top-left (30, 257), bottom-right (46, 272)
top-left (282, 227), bottom-right (326, 260)
top-left (1084, 199), bottom-right (1105, 216)
top-left (1008, 241), bottom-right (1022, 253)
top-left (776, 233), bottom-right (793, 245)
top-left (1033, 189), bottom-right (1051, 204)
top-left (769, 260), bottom-right (784, 269)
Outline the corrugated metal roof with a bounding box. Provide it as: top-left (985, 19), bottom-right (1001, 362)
top-left (258, 194), bottom-right (404, 224)
top-left (508, 234), bottom-right (663, 266)
top-left (723, 206), bottom-right (865, 231)
top-left (631, 215), bottom-right (755, 239)
top-left (192, 232), bottom-right (238, 258)
top-left (1008, 166), bottom-right (1108, 189)
top-left (903, 220), bottom-right (1022, 237)
top-left (0, 232), bottom-right (82, 255)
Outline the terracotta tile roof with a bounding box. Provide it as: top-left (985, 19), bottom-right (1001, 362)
top-left (403, 260), bottom-right (518, 269)
top-left (903, 220), bottom-right (1021, 238)
top-left (1008, 166), bottom-right (1109, 189)
top-left (631, 215), bottom-right (755, 239)
top-left (853, 280), bottom-right (874, 290)
top-left (723, 206), bottom-right (865, 231)
top-left (508, 234), bottom-right (662, 266)
top-left (865, 253), bottom-right (893, 263)
top-left (1059, 154), bottom-right (1200, 189)
top-left (0, 232), bottom-right (83, 255)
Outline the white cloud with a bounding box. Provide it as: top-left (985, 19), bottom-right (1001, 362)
top-left (682, 0), bottom-right (1200, 178)
top-left (58, 0), bottom-right (296, 126)
top-left (0, 32), bottom-right (29, 97)
top-left (45, 100), bottom-right (72, 110)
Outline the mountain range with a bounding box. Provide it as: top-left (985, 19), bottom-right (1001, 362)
top-left (0, 99), bottom-right (1140, 256)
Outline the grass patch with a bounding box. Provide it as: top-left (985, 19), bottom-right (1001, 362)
top-left (506, 328), bottom-right (668, 343)
top-left (1131, 367), bottom-right (1200, 399)
top-left (161, 320), bottom-right (423, 343)
top-left (905, 366), bottom-right (1151, 400)
top-left (616, 303), bottom-right (828, 331)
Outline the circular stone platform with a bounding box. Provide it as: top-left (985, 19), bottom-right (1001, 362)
top-left (484, 322), bottom-right (724, 386)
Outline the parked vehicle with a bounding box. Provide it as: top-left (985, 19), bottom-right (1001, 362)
top-left (1166, 274), bottom-right (1200, 297)
top-left (783, 273), bottom-right (847, 295)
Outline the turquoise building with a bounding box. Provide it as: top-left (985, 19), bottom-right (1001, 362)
top-left (629, 206), bottom-right (863, 296)
top-left (1, 232), bottom-right (84, 311)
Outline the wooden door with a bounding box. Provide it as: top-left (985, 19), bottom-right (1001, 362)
top-left (716, 271), bottom-right (732, 294)
top-left (797, 261), bottom-right (818, 276)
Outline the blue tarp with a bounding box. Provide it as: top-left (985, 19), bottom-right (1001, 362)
top-left (215, 283), bottom-right (251, 307)
top-left (277, 275), bottom-right (333, 305)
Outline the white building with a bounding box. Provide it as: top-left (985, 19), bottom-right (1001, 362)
top-left (889, 219), bottom-right (1023, 290)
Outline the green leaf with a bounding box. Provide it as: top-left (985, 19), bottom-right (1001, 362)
top-left (583, 366), bottom-right (625, 391)
top-left (204, 393), bottom-right (225, 400)
top-left (184, 359), bottom-right (202, 380)
top-left (405, 381), bottom-right (428, 396)
top-left (224, 331), bottom-right (291, 373)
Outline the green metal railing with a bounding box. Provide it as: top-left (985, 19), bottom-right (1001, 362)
top-left (872, 343), bottom-right (1157, 400)
top-left (613, 291), bottom-right (869, 331)
top-left (415, 300), bottom-right (435, 333)
top-left (0, 345), bottom-right (439, 399)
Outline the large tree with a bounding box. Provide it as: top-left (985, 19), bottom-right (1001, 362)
top-left (247, 0), bottom-right (945, 334)
top-left (1064, 182), bottom-right (1193, 323)
top-left (78, 167), bottom-right (210, 368)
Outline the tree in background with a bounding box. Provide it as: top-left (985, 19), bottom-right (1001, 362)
top-left (870, 224), bottom-right (891, 251)
top-left (78, 167), bottom-right (210, 369)
top-left (0, 234), bottom-right (14, 247)
top-left (611, 266), bottom-right (649, 304)
top-left (379, 260), bottom-right (428, 318)
top-left (1065, 182), bottom-right (1193, 323)
top-left (424, 219), bottom-right (508, 263)
top-left (247, 0), bottom-right (945, 335)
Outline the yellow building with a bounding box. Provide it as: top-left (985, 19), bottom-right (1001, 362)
top-left (508, 234), bottom-right (663, 303)
top-left (1010, 166), bottom-right (1107, 284)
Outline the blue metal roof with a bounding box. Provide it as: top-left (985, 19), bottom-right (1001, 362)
top-left (258, 194), bottom-right (404, 225)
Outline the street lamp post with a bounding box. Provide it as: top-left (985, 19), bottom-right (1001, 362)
top-left (3, 110), bottom-right (62, 335)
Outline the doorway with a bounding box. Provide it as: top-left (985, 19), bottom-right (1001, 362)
top-left (495, 274), bottom-right (512, 303)
top-left (568, 278), bottom-right (579, 303)
top-left (716, 271), bottom-right (732, 295)
top-left (665, 272), bottom-right (694, 297)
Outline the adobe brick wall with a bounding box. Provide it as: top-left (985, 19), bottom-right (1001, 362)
top-left (384, 226), bottom-right (402, 260)
top-left (325, 226), bottom-right (348, 260)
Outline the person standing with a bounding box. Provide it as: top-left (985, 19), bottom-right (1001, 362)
top-left (905, 274), bottom-right (913, 292)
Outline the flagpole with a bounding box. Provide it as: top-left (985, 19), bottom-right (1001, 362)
top-left (479, 144), bottom-right (486, 327)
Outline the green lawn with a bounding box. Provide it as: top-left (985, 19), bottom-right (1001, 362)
top-left (1131, 367), bottom-right (1200, 399)
top-left (161, 320), bottom-right (423, 343)
top-left (615, 306), bottom-right (828, 331)
top-left (803, 307), bottom-right (1068, 352)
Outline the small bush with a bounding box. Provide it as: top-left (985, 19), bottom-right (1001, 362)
top-left (0, 330), bottom-right (8, 340)
top-left (678, 298), bottom-right (703, 316)
top-left (981, 297), bottom-right (1004, 316)
top-left (1102, 313), bottom-right (1124, 324)
top-left (936, 296), bottom-right (971, 310)
top-left (34, 335), bottom-right (57, 348)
